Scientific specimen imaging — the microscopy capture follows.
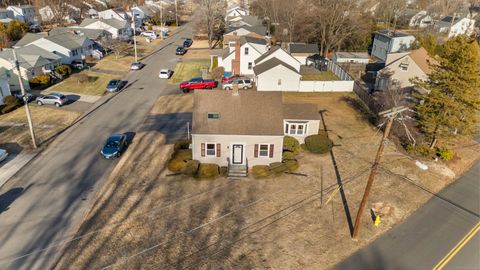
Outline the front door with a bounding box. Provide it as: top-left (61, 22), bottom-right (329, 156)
top-left (232, 144), bottom-right (244, 164)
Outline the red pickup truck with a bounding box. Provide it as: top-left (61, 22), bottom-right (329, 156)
top-left (180, 77), bottom-right (218, 93)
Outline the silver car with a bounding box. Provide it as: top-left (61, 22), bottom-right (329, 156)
top-left (36, 93), bottom-right (68, 107)
top-left (222, 79), bottom-right (253, 90)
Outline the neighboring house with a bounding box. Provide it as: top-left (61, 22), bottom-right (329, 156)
top-left (333, 52), bottom-right (370, 64)
top-left (371, 30), bottom-right (416, 63)
top-left (226, 4), bottom-right (249, 17)
top-left (25, 32), bottom-right (96, 64)
top-left (409, 10), bottom-right (433, 28)
top-left (216, 35), bottom-right (269, 76)
top-left (192, 90), bottom-right (320, 176)
top-left (0, 9), bottom-right (14, 25)
top-left (223, 25), bottom-right (268, 46)
top-left (39, 6), bottom-right (55, 22)
top-left (375, 47), bottom-right (437, 92)
top-left (7, 5), bottom-right (36, 24)
top-left (49, 27), bottom-right (112, 43)
top-left (0, 45), bottom-right (62, 92)
top-left (226, 15), bottom-right (262, 28)
top-left (254, 57), bottom-right (302, 91)
top-left (132, 5), bottom-right (156, 25)
top-left (255, 46), bottom-right (301, 72)
top-left (13, 33), bottom-right (46, 48)
top-left (435, 16), bottom-right (475, 38)
top-left (285, 43), bottom-right (319, 65)
top-left (79, 18), bottom-right (132, 38)
top-left (0, 74), bottom-right (11, 104)
top-left (97, 8), bottom-right (130, 22)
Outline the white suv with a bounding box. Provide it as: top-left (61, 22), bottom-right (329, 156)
top-left (222, 79), bottom-right (253, 90)
top-left (140, 31), bottom-right (157, 39)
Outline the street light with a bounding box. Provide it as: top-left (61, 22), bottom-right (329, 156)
top-left (131, 13), bottom-right (139, 62)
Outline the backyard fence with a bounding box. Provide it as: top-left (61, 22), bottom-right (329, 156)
top-left (327, 61), bottom-right (353, 81)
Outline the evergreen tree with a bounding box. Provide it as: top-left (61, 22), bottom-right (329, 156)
top-left (414, 36), bottom-right (480, 148)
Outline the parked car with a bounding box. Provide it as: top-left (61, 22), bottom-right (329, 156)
top-left (15, 93), bottom-right (35, 104)
top-left (106, 80), bottom-right (127, 92)
top-left (36, 93), bottom-right (68, 107)
top-left (140, 31), bottom-right (157, 39)
top-left (222, 75), bottom-right (242, 83)
top-left (71, 60), bottom-right (86, 70)
top-left (130, 62), bottom-right (145, 70)
top-left (180, 77), bottom-right (218, 93)
top-left (158, 69), bottom-right (173, 79)
top-left (183, 38), bottom-right (193, 48)
top-left (176, 46), bottom-right (187, 55)
top-left (0, 148), bottom-right (8, 163)
top-left (100, 134), bottom-right (128, 159)
top-left (222, 79), bottom-right (253, 90)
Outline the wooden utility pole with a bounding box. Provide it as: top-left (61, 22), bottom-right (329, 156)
top-left (12, 49), bottom-right (37, 149)
top-left (174, 0), bottom-right (179, 26)
top-left (352, 106), bottom-right (408, 240)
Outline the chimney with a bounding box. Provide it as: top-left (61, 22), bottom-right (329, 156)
top-left (232, 41), bottom-right (241, 75)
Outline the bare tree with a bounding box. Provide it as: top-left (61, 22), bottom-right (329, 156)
top-left (199, 0), bottom-right (224, 49)
top-left (103, 38), bottom-right (129, 59)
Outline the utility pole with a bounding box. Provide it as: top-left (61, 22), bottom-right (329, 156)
top-left (174, 0), bottom-right (179, 26)
top-left (132, 12), bottom-right (138, 62)
top-left (352, 106), bottom-right (408, 240)
top-left (11, 49), bottom-right (37, 149)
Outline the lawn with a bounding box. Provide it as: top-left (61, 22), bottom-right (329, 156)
top-left (92, 55), bottom-right (134, 74)
top-left (52, 92), bottom-right (480, 269)
top-left (0, 106), bottom-right (81, 151)
top-left (169, 60), bottom-right (210, 84)
top-left (301, 70), bottom-right (340, 81)
top-left (47, 71), bottom-right (120, 96)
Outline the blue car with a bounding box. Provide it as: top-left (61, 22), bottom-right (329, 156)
top-left (101, 134), bottom-right (128, 159)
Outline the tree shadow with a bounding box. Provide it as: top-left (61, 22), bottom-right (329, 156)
top-left (319, 110), bottom-right (355, 236)
top-left (0, 184), bottom-right (33, 214)
top-left (140, 112), bottom-right (192, 144)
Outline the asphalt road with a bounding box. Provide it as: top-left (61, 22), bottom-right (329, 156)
top-left (0, 24), bottom-right (191, 270)
top-left (334, 160), bottom-right (480, 270)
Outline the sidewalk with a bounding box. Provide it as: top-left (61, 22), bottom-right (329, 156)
top-left (0, 153), bottom-right (37, 187)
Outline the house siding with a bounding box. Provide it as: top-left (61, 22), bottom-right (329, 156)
top-left (192, 134), bottom-right (283, 167)
top-left (257, 49), bottom-right (301, 71)
top-left (375, 55), bottom-right (427, 90)
top-left (371, 33), bottom-right (415, 62)
top-left (256, 65), bottom-right (301, 91)
top-left (239, 43), bottom-right (264, 76)
top-left (0, 78), bottom-right (11, 104)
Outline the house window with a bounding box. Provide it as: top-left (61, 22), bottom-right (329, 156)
top-left (229, 41), bottom-right (236, 47)
top-left (244, 47), bottom-right (249, 55)
top-left (206, 143), bottom-right (216, 156)
top-left (259, 144), bottom-right (270, 157)
top-left (399, 62), bottom-right (409, 71)
top-left (278, 79), bottom-right (282, 85)
top-left (72, 49), bottom-right (78, 56)
top-left (207, 112), bottom-right (220, 119)
top-left (248, 62), bottom-right (252, 69)
top-left (285, 122), bottom-right (308, 136)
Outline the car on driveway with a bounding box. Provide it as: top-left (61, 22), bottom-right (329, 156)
top-left (183, 38), bottom-right (193, 48)
top-left (158, 69), bottom-right (173, 79)
top-left (0, 148), bottom-right (8, 163)
top-left (140, 31), bottom-right (157, 39)
top-left (222, 79), bottom-right (253, 90)
top-left (36, 93), bottom-right (68, 107)
top-left (100, 134), bottom-right (128, 159)
top-left (130, 62), bottom-right (145, 70)
top-left (106, 80), bottom-right (127, 92)
top-left (180, 77), bottom-right (218, 93)
top-left (176, 46), bottom-right (187, 55)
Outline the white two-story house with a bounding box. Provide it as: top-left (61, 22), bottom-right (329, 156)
top-left (79, 18), bottom-right (132, 39)
top-left (371, 30), bottom-right (415, 63)
top-left (7, 5), bottom-right (36, 24)
top-left (435, 16), bottom-right (475, 38)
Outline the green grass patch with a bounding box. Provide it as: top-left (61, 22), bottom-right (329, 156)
top-left (169, 61), bottom-right (210, 84)
top-left (48, 71), bottom-right (119, 96)
top-left (301, 70), bottom-right (340, 81)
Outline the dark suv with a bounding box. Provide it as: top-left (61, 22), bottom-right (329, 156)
top-left (183, 38), bottom-right (193, 48)
top-left (176, 46), bottom-right (187, 55)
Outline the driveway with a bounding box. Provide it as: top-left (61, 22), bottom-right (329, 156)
top-left (0, 23), bottom-right (191, 270)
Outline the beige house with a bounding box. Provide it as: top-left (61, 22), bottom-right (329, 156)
top-left (375, 47), bottom-right (437, 92)
top-left (192, 90), bottom-right (320, 177)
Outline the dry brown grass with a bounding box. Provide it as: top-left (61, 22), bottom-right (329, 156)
top-left (53, 92), bottom-right (480, 270)
top-left (0, 106), bottom-right (81, 151)
top-left (183, 39), bottom-right (212, 60)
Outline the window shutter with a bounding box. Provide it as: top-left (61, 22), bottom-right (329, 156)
top-left (269, 144), bottom-right (274, 158)
top-left (254, 144), bottom-right (259, 158)
top-left (201, 143), bottom-right (205, 157)
top-left (216, 143), bottom-right (221, 157)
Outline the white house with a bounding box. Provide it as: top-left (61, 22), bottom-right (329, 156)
top-left (98, 8), bottom-right (130, 22)
top-left (132, 5), bottom-right (156, 25)
top-left (79, 18), bottom-right (132, 39)
top-left (435, 16), bottom-right (475, 38)
top-left (192, 90), bottom-right (320, 176)
top-left (227, 15), bottom-right (262, 28)
top-left (409, 10), bottom-right (433, 28)
top-left (285, 43), bottom-right (319, 65)
top-left (375, 47), bottom-right (437, 92)
top-left (223, 25), bottom-right (268, 46)
top-left (226, 4), bottom-right (249, 17)
top-left (0, 75), bottom-right (11, 104)
top-left (255, 46), bottom-right (301, 72)
top-left (0, 9), bottom-right (14, 25)
top-left (333, 52), bottom-right (370, 64)
top-left (216, 36), bottom-right (269, 76)
top-left (7, 5), bottom-right (36, 24)
top-left (371, 30), bottom-right (416, 63)
top-left (254, 57), bottom-right (302, 91)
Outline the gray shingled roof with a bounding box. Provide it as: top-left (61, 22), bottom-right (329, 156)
top-left (80, 18), bottom-right (128, 30)
top-left (226, 25), bottom-right (267, 36)
top-left (43, 32), bottom-right (87, 50)
top-left (375, 29), bottom-right (412, 38)
top-left (240, 35), bottom-right (267, 45)
top-left (14, 33), bottom-right (46, 47)
top-left (193, 90), bottom-right (284, 136)
top-left (254, 46), bottom-right (282, 64)
top-left (49, 27), bottom-right (110, 40)
top-left (0, 46), bottom-right (58, 70)
top-left (288, 43), bottom-right (319, 54)
top-left (283, 104), bottom-right (321, 120)
top-left (253, 57), bottom-right (299, 76)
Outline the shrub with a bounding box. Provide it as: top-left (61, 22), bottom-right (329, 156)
top-left (168, 149), bottom-right (192, 172)
top-left (282, 151), bottom-right (296, 161)
top-left (196, 163), bottom-right (220, 179)
top-left (212, 56), bottom-right (218, 69)
top-left (210, 66), bottom-right (224, 80)
top-left (406, 143), bottom-right (432, 157)
top-left (171, 149), bottom-right (192, 160)
top-left (174, 140), bottom-right (191, 151)
top-left (30, 74), bottom-right (51, 85)
top-left (55, 65), bottom-right (72, 76)
top-left (3, 95), bottom-right (19, 105)
top-left (437, 148), bottom-right (454, 161)
top-left (0, 104), bottom-right (5, 114)
top-left (283, 136), bottom-right (300, 155)
top-left (181, 160), bottom-right (200, 176)
top-left (269, 162), bottom-right (288, 174)
top-left (304, 134), bottom-right (333, 154)
top-left (72, 73), bottom-right (97, 84)
top-left (252, 165), bottom-right (271, 178)
top-left (1, 104), bottom-right (17, 114)
top-left (147, 25), bottom-right (153, 30)
top-left (283, 159), bottom-right (299, 172)
top-left (220, 166), bottom-right (228, 177)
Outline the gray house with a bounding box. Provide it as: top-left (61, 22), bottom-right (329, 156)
top-left (192, 90), bottom-right (320, 176)
top-left (371, 30), bottom-right (415, 63)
